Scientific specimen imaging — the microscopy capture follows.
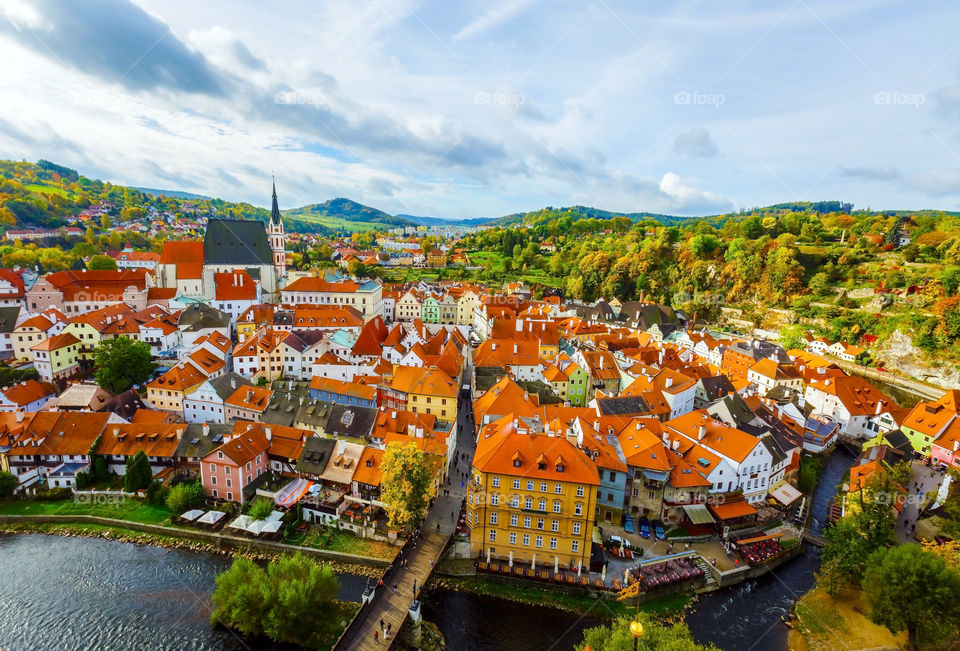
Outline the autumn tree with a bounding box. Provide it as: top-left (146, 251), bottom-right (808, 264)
top-left (380, 441), bottom-right (434, 531)
top-left (87, 254), bottom-right (117, 270)
top-left (863, 545), bottom-right (960, 650)
top-left (577, 614), bottom-right (716, 651)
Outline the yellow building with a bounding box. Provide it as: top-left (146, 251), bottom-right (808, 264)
top-left (146, 362), bottom-right (207, 412)
top-left (404, 367), bottom-right (459, 427)
top-left (468, 415), bottom-right (599, 570)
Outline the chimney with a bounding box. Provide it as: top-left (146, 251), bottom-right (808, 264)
top-left (516, 318), bottom-right (523, 332)
top-left (202, 424), bottom-right (209, 437)
top-left (697, 424), bottom-right (706, 440)
top-left (665, 377), bottom-right (673, 389)
top-left (231, 377), bottom-right (236, 389)
top-left (513, 343), bottom-right (518, 354)
top-left (875, 400), bottom-right (883, 416)
top-left (415, 427), bottom-right (424, 438)
top-left (673, 439), bottom-right (679, 451)
top-left (954, 441), bottom-right (959, 452)
top-left (492, 342), bottom-right (497, 351)
top-left (265, 426), bottom-right (272, 440)
top-left (15, 410), bottom-right (23, 423)
top-left (391, 411), bottom-right (396, 419)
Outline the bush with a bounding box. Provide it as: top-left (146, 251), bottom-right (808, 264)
top-left (166, 481), bottom-right (205, 514)
top-left (248, 497), bottom-right (273, 521)
top-left (0, 470), bottom-right (19, 498)
top-left (33, 487), bottom-right (73, 501)
top-left (74, 471), bottom-right (90, 490)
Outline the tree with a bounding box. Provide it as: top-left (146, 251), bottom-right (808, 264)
top-left (821, 472), bottom-right (897, 583)
top-left (778, 324), bottom-right (806, 351)
top-left (577, 614), bottom-right (716, 651)
top-left (166, 481), bottom-right (205, 513)
top-left (124, 450), bottom-right (152, 492)
top-left (87, 254), bottom-right (117, 270)
top-left (211, 553), bottom-right (341, 647)
top-left (863, 545), bottom-right (960, 650)
top-left (814, 556), bottom-right (847, 597)
top-left (0, 470), bottom-right (18, 498)
top-left (248, 497), bottom-right (273, 521)
top-left (93, 337), bottom-right (154, 393)
top-left (380, 441), bottom-right (434, 530)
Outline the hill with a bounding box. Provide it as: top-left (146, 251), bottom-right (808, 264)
top-left (284, 198), bottom-right (415, 233)
top-left (130, 187), bottom-right (212, 200)
top-left (490, 205), bottom-right (690, 228)
top-left (395, 213), bottom-right (492, 227)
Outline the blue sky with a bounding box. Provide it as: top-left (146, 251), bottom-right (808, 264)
top-left (1, 0), bottom-right (959, 219)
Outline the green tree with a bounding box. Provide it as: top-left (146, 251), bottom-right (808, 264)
top-left (821, 472), bottom-right (897, 583)
top-left (380, 441), bottom-right (434, 530)
top-left (124, 450), bottom-right (152, 492)
top-left (577, 614), bottom-right (716, 651)
top-left (87, 254), bottom-right (118, 270)
top-left (0, 470), bottom-right (19, 498)
top-left (211, 553), bottom-right (341, 647)
top-left (248, 496), bottom-right (273, 520)
top-left (778, 324), bottom-right (806, 351)
top-left (814, 556), bottom-right (847, 597)
top-left (166, 481), bottom-right (205, 513)
top-left (863, 545), bottom-right (960, 650)
top-left (93, 337), bottom-right (154, 393)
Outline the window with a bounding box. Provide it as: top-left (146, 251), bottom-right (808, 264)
top-left (523, 517), bottom-right (531, 528)
top-left (509, 532), bottom-right (517, 544)
top-left (225, 479), bottom-right (232, 488)
top-left (571, 540), bottom-right (579, 553)
top-left (554, 483), bottom-right (562, 494)
top-left (574, 504), bottom-right (583, 516)
top-left (524, 497), bottom-right (533, 509)
top-left (217, 452), bottom-right (223, 460)
top-left (549, 538), bottom-right (558, 550)
top-left (551, 520), bottom-right (559, 532)
top-left (491, 494), bottom-right (500, 506)
top-left (490, 512), bottom-right (498, 525)
top-left (224, 467), bottom-right (230, 475)
top-left (226, 492), bottom-right (233, 501)
top-left (513, 479), bottom-right (520, 490)
top-left (572, 522), bottom-right (581, 535)
top-left (553, 501), bottom-right (561, 513)
top-left (526, 480), bottom-right (534, 490)
top-left (609, 471), bottom-right (616, 481)
top-left (492, 476), bottom-right (500, 488)
top-left (212, 489), bottom-right (218, 498)
top-left (209, 463), bottom-right (216, 472)
top-left (522, 534), bottom-right (530, 546)
top-left (510, 495), bottom-right (519, 508)
top-left (211, 477), bottom-right (217, 485)
top-left (540, 482), bottom-right (547, 492)
top-left (648, 491), bottom-right (655, 499)
top-left (535, 536), bottom-right (543, 548)
top-left (538, 498), bottom-right (547, 511)
top-left (510, 515), bottom-right (518, 526)
top-left (536, 518), bottom-right (544, 530)
top-left (576, 486), bottom-right (584, 497)
top-left (489, 530), bottom-right (497, 542)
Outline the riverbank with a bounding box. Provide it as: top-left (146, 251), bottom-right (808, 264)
top-left (428, 574), bottom-right (692, 620)
top-left (0, 518), bottom-right (385, 578)
top-left (788, 586), bottom-right (905, 650)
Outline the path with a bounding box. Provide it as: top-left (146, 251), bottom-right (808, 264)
top-left (333, 365), bottom-right (476, 650)
top-left (896, 460), bottom-right (945, 544)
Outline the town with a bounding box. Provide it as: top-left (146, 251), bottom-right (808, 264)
top-left (0, 180), bottom-right (956, 649)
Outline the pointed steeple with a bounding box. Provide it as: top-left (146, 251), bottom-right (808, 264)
top-left (270, 175), bottom-right (281, 226)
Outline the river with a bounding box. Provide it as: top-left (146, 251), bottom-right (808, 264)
top-left (0, 451), bottom-right (853, 651)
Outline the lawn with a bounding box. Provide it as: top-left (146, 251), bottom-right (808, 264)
top-left (301, 527), bottom-right (397, 560)
top-left (0, 497), bottom-right (173, 525)
top-left (24, 183), bottom-right (73, 198)
top-left (289, 214), bottom-right (383, 233)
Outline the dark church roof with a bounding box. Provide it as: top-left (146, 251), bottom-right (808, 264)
top-left (204, 219), bottom-right (272, 266)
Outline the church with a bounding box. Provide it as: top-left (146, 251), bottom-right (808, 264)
top-left (157, 182), bottom-right (287, 300)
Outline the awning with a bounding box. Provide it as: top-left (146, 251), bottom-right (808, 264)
top-left (682, 503), bottom-right (715, 525)
top-left (735, 532), bottom-right (784, 545)
top-left (228, 515), bottom-right (254, 530)
top-left (769, 482), bottom-right (802, 506)
top-left (275, 478), bottom-right (314, 508)
top-left (708, 499), bottom-right (758, 521)
top-left (180, 509), bottom-right (204, 522)
top-left (641, 469), bottom-right (669, 482)
top-left (196, 510), bottom-right (225, 525)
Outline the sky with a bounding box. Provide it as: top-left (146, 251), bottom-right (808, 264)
top-left (1, 0), bottom-right (959, 219)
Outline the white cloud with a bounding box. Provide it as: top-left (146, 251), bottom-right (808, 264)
top-left (453, 0), bottom-right (538, 40)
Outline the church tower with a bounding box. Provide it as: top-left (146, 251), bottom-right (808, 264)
top-left (268, 178), bottom-right (286, 279)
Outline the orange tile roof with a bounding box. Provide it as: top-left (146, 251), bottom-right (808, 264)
top-left (31, 332), bottom-right (79, 351)
top-left (147, 363), bottom-right (207, 392)
top-left (352, 447), bottom-right (385, 486)
top-left (214, 271), bottom-right (257, 301)
top-left (902, 390), bottom-right (960, 435)
top-left (708, 499), bottom-right (758, 520)
top-left (666, 411), bottom-right (760, 463)
top-left (807, 375), bottom-right (896, 416)
top-left (309, 376), bottom-right (377, 401)
top-left (207, 429), bottom-right (270, 466)
top-left (474, 415), bottom-right (600, 485)
top-left (283, 276), bottom-right (361, 293)
top-left (0, 380), bottom-right (54, 406)
top-left (224, 385), bottom-right (273, 412)
top-left (95, 423), bottom-right (184, 458)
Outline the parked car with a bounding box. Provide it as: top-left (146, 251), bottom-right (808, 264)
top-left (639, 516), bottom-right (651, 539)
top-left (624, 516), bottom-right (635, 534)
top-left (653, 520), bottom-right (666, 540)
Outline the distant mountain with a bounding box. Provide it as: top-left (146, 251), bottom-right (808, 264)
top-left (283, 198), bottom-right (415, 233)
top-left (395, 213), bottom-right (492, 227)
top-left (130, 187), bottom-right (212, 200)
top-left (489, 205), bottom-right (689, 228)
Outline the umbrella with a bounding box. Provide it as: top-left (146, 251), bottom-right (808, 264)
top-left (508, 551), bottom-right (513, 569)
top-left (554, 556), bottom-right (559, 574)
top-left (576, 561), bottom-right (581, 577)
top-left (601, 564), bottom-right (606, 582)
top-left (486, 548), bottom-right (491, 564)
top-left (531, 554), bottom-right (536, 571)
top-left (624, 568), bottom-right (629, 582)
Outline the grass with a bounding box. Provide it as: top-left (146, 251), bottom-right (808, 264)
top-left (24, 182), bottom-right (72, 198)
top-left (301, 527), bottom-right (397, 560)
top-left (315, 601), bottom-right (362, 651)
top-left (436, 576), bottom-right (690, 619)
top-left (0, 497), bottom-right (173, 525)
top-left (288, 214), bottom-right (383, 233)
top-left (790, 586), bottom-right (906, 651)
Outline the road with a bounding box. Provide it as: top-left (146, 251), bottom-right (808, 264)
top-left (896, 460), bottom-right (946, 544)
top-left (333, 360), bottom-right (476, 650)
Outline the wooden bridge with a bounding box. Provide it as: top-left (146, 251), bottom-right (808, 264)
top-left (801, 530), bottom-right (827, 547)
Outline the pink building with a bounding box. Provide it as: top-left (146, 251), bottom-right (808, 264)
top-left (200, 430), bottom-right (270, 503)
top-left (931, 419), bottom-right (960, 470)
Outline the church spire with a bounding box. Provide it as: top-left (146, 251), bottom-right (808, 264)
top-left (270, 175), bottom-right (281, 225)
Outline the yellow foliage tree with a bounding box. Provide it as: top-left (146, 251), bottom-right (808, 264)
top-left (380, 441), bottom-right (435, 531)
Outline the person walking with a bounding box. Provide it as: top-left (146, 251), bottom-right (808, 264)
top-left (373, 630), bottom-right (379, 644)
top-left (380, 618), bottom-right (385, 632)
